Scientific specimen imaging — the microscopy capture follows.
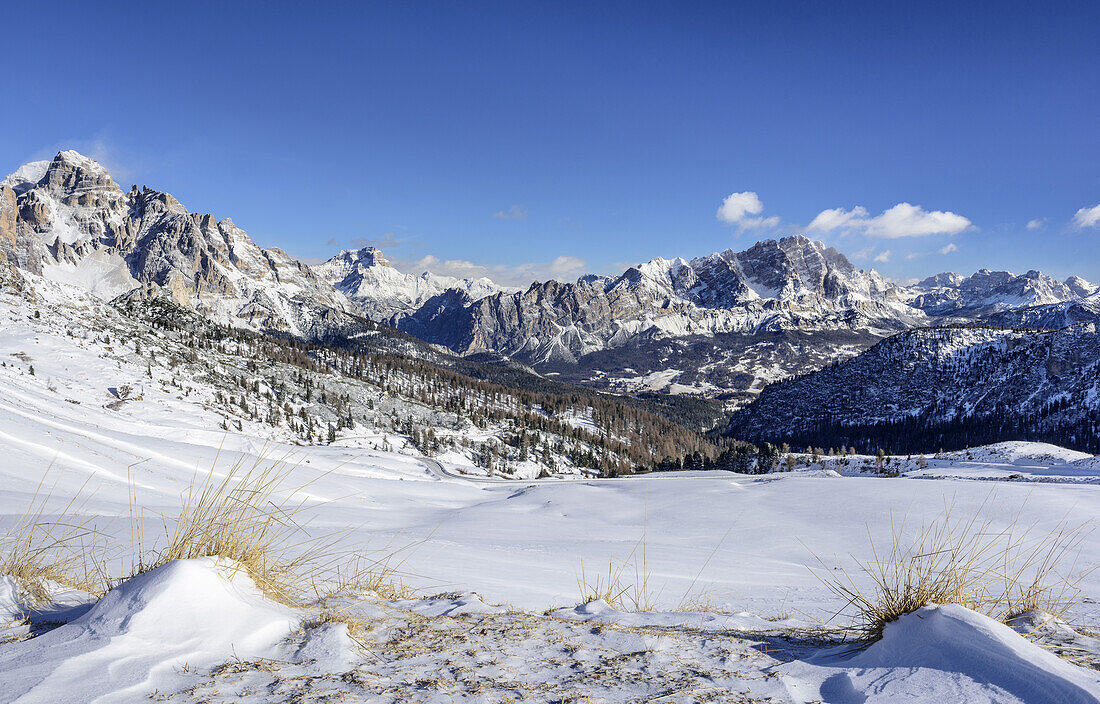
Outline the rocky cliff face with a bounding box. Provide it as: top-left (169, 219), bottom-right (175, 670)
top-left (2, 151), bottom-right (361, 338)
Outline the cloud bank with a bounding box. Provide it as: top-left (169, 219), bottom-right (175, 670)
top-left (808, 202), bottom-right (971, 238)
top-left (395, 253), bottom-right (587, 287)
top-left (493, 205), bottom-right (529, 220)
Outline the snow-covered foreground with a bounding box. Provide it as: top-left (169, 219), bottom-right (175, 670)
top-left (4, 379), bottom-right (1100, 702)
top-left (4, 282), bottom-right (1100, 700)
top-left (4, 557), bottom-right (1100, 703)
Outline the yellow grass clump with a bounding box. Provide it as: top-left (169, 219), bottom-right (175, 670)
top-left (812, 495), bottom-right (1094, 641)
top-left (125, 451), bottom-right (347, 605)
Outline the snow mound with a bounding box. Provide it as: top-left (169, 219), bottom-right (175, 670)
top-left (781, 603), bottom-right (1100, 703)
top-left (0, 557), bottom-right (299, 703)
top-left (936, 441), bottom-right (1092, 466)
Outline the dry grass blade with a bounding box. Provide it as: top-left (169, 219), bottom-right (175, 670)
top-left (321, 534), bottom-right (435, 601)
top-left (0, 470), bottom-right (105, 603)
top-left (575, 532), bottom-right (658, 612)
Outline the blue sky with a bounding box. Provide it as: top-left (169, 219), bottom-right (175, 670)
top-left (3, 1), bottom-right (1098, 285)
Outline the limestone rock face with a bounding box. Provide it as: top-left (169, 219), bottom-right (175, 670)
top-left (0, 184), bottom-right (16, 250)
top-left (1, 150), bottom-right (362, 339)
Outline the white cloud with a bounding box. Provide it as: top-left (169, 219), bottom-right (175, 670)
top-left (1026, 219), bottom-right (1045, 230)
top-left (873, 250), bottom-right (891, 263)
top-left (493, 205), bottom-right (528, 220)
top-left (1073, 204), bottom-right (1100, 229)
top-left (717, 191), bottom-right (762, 222)
top-left (395, 253), bottom-right (587, 287)
top-left (716, 191), bottom-right (780, 230)
top-left (807, 206), bottom-right (869, 232)
top-left (940, 242), bottom-right (958, 254)
top-left (807, 202), bottom-right (971, 238)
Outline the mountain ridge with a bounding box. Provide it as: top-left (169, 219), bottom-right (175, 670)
top-left (5, 150), bottom-right (1097, 404)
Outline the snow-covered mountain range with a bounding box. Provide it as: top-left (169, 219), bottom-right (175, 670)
top-left (377, 236), bottom-right (1096, 402)
top-left (4, 150), bottom-right (1097, 405)
top-left (312, 245), bottom-right (509, 321)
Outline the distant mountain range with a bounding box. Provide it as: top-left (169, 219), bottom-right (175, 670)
top-left (314, 235), bottom-right (1096, 404)
top-left (4, 150), bottom-right (1098, 410)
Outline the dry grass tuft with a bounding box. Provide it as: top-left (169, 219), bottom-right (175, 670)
top-left (3, 448), bottom-right (431, 611)
top-left (125, 450), bottom-right (344, 605)
top-left (576, 532), bottom-right (657, 611)
top-left (324, 546), bottom-right (422, 601)
top-left (812, 496), bottom-right (1094, 641)
top-left (0, 473), bottom-right (104, 603)
top-left (303, 608), bottom-right (370, 647)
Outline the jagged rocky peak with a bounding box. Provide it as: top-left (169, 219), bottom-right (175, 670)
top-left (732, 235), bottom-right (866, 297)
top-left (1, 149), bottom-right (360, 338)
top-left (328, 245), bottom-right (392, 271)
top-left (313, 245), bottom-right (508, 322)
top-left (40, 150), bottom-right (117, 191)
top-left (916, 271), bottom-right (962, 289)
top-left (910, 266), bottom-right (1086, 317)
top-left (608, 235), bottom-right (883, 306)
top-left (3, 150), bottom-right (116, 196)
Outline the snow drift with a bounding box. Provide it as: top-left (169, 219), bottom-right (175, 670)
top-left (780, 603), bottom-right (1100, 704)
top-left (0, 558), bottom-right (299, 704)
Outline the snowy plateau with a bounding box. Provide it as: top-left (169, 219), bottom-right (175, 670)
top-left (1, 152), bottom-right (1100, 703)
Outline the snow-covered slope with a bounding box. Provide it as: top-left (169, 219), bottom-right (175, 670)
top-left (3, 260), bottom-right (1100, 700)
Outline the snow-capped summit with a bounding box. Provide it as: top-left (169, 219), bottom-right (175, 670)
top-left (312, 245), bottom-right (508, 322)
top-left (1065, 275), bottom-right (1097, 298)
top-left (1, 150), bottom-right (360, 337)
